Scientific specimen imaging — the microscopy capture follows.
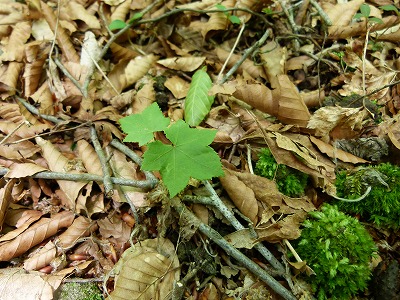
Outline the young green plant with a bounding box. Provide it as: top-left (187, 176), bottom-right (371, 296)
top-left (120, 68), bottom-right (222, 196)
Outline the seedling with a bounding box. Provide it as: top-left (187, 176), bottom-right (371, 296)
top-left (215, 4), bottom-right (241, 25)
top-left (119, 102), bottom-right (223, 197)
top-left (354, 4), bottom-right (383, 24)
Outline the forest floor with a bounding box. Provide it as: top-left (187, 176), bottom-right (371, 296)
top-left (0, 0), bottom-right (400, 299)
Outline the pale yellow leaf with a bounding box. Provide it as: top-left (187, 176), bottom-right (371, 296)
top-left (157, 57), bottom-right (205, 72)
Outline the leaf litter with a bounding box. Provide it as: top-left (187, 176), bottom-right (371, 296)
top-left (0, 0), bottom-right (399, 299)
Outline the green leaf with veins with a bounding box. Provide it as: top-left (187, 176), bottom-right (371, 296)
top-left (142, 120), bottom-right (223, 196)
top-left (184, 67), bottom-right (214, 126)
top-left (119, 102), bottom-right (170, 146)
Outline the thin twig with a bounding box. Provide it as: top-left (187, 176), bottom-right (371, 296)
top-left (217, 22), bottom-right (246, 84)
top-left (105, 146), bottom-right (140, 224)
top-left (110, 139), bottom-right (158, 184)
top-left (0, 168), bottom-right (155, 188)
top-left (171, 197), bottom-right (297, 300)
top-left (202, 180), bottom-right (285, 273)
top-left (16, 96), bottom-right (62, 124)
top-left (53, 57), bottom-right (85, 96)
top-left (221, 29), bottom-right (271, 83)
top-left (0, 121), bottom-right (30, 145)
top-left (90, 126), bottom-right (114, 197)
top-left (309, 0), bottom-right (332, 26)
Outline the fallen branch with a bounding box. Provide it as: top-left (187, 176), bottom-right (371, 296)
top-left (171, 196), bottom-right (297, 300)
top-left (1, 168), bottom-right (155, 189)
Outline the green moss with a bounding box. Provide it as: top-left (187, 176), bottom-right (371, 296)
top-left (295, 204), bottom-right (376, 300)
top-left (255, 148), bottom-right (308, 197)
top-left (335, 163), bottom-right (400, 228)
top-left (56, 282), bottom-right (103, 300)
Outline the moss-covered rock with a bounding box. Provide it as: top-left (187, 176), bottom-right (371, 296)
top-left (55, 281), bottom-right (103, 300)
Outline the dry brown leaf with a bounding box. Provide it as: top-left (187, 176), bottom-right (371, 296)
top-left (216, 47), bottom-right (267, 79)
top-left (0, 179), bottom-right (16, 231)
top-left (0, 138), bottom-right (40, 159)
top-left (132, 80), bottom-right (155, 114)
top-left (97, 214), bottom-right (131, 245)
top-left (23, 240), bottom-right (57, 271)
top-left (40, 1), bottom-right (80, 63)
top-left (232, 78), bottom-right (275, 114)
top-left (164, 76), bottom-right (190, 99)
top-left (219, 169), bottom-right (258, 224)
top-left (110, 0), bottom-right (131, 22)
top-left (108, 238), bottom-right (180, 300)
top-left (5, 163), bottom-right (47, 178)
top-left (58, 216), bottom-right (98, 250)
top-left (273, 75), bottom-right (311, 127)
top-left (30, 82), bottom-right (54, 115)
top-left (0, 22), bottom-right (31, 62)
top-left (110, 43), bottom-right (139, 61)
top-left (307, 106), bottom-right (367, 142)
top-left (310, 136), bottom-right (369, 164)
top-left (0, 211), bottom-right (74, 261)
top-left (157, 57), bottom-right (206, 72)
top-left (77, 139), bottom-right (103, 176)
top-left (35, 137), bottom-right (87, 209)
top-left (0, 268), bottom-right (54, 300)
top-left (0, 62), bottom-right (23, 98)
top-left (109, 149), bottom-right (149, 207)
top-left (65, 2), bottom-right (101, 29)
top-left (125, 54), bottom-right (157, 87)
top-left (259, 41), bottom-right (286, 88)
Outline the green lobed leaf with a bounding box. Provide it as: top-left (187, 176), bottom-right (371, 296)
top-left (142, 120), bottom-right (223, 196)
top-left (184, 67), bottom-right (215, 127)
top-left (119, 102), bottom-right (170, 146)
top-left (109, 19), bottom-right (127, 31)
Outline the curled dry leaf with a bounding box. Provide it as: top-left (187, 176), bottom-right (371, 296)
top-left (310, 136), bottom-right (369, 164)
top-left (273, 75), bottom-right (311, 127)
top-left (0, 139), bottom-right (40, 160)
top-left (23, 240), bottom-right (57, 271)
top-left (259, 41), bottom-right (286, 89)
top-left (58, 216), bottom-right (98, 250)
top-left (0, 211), bottom-right (74, 261)
top-left (0, 209), bottom-right (43, 243)
top-left (0, 179), bottom-right (16, 230)
top-left (40, 1), bottom-right (79, 63)
top-left (164, 76), bottom-right (190, 99)
top-left (77, 140), bottom-right (103, 176)
top-left (219, 169), bottom-right (258, 224)
top-left (108, 238), bottom-right (180, 300)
